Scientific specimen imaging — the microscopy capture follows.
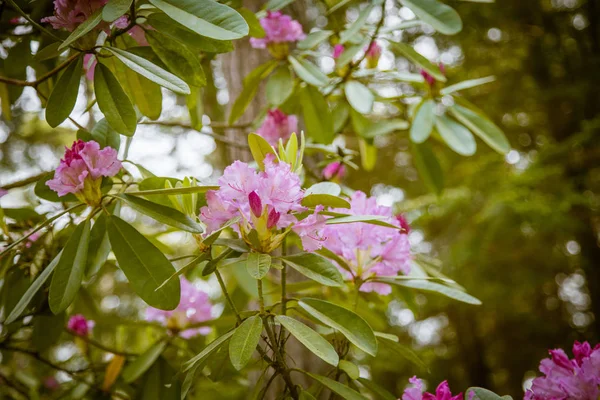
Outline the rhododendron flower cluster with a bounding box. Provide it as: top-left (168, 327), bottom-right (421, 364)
top-left (200, 156), bottom-right (325, 253)
top-left (256, 109), bottom-right (298, 146)
top-left (402, 377), bottom-right (464, 400)
top-left (322, 191), bottom-right (411, 295)
top-left (47, 140), bottom-right (121, 205)
top-left (322, 161), bottom-right (346, 181)
top-left (42, 0), bottom-right (107, 32)
top-left (250, 11), bottom-right (305, 58)
top-left (145, 278), bottom-right (213, 339)
top-left (525, 340), bottom-right (600, 400)
top-left (67, 314), bottom-right (94, 337)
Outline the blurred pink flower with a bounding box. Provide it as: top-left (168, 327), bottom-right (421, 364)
top-left (250, 11), bottom-right (305, 49)
top-left (322, 161), bottom-right (346, 181)
top-left (293, 206), bottom-right (327, 252)
top-left (333, 44), bottom-right (345, 59)
top-left (43, 376), bottom-right (60, 390)
top-left (42, 0), bottom-right (107, 32)
top-left (256, 109), bottom-right (298, 146)
top-left (402, 377), bottom-right (463, 400)
top-left (145, 278), bottom-right (213, 338)
top-left (395, 214), bottom-right (411, 233)
top-left (365, 41), bottom-right (382, 68)
top-left (67, 314), bottom-right (94, 337)
top-left (0, 188), bottom-right (7, 198)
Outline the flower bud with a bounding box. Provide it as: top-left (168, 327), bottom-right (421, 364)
top-left (249, 191), bottom-right (263, 218)
top-left (267, 208), bottom-right (281, 229)
top-left (365, 41), bottom-right (382, 69)
top-left (322, 161), bottom-right (346, 181)
top-left (67, 314), bottom-right (94, 337)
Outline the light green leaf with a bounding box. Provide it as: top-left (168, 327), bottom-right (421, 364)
top-left (302, 195), bottom-right (350, 208)
top-left (435, 114), bottom-right (476, 156)
top-left (410, 99), bottom-right (436, 143)
top-left (229, 60), bottom-right (278, 124)
top-left (239, 8), bottom-right (265, 38)
top-left (298, 30), bottom-right (334, 50)
top-left (449, 104), bottom-right (510, 154)
top-left (361, 119), bottom-right (409, 139)
top-left (340, 4), bottom-right (374, 43)
top-left (46, 56), bottom-right (83, 128)
top-left (357, 378), bottom-right (397, 400)
top-left (59, 8), bottom-right (103, 50)
top-left (148, 0), bottom-right (249, 40)
top-left (107, 215), bottom-right (180, 310)
top-left (289, 56), bottom-right (329, 87)
top-left (299, 298), bottom-right (377, 356)
top-left (440, 76), bottom-right (495, 95)
top-left (338, 360), bottom-right (360, 379)
top-left (300, 85), bottom-right (334, 144)
top-left (49, 220), bottom-right (91, 314)
top-left (275, 316), bottom-right (339, 366)
top-left (122, 340), bottom-right (167, 382)
top-left (345, 81), bottom-right (374, 114)
top-left (125, 185), bottom-right (218, 196)
top-left (246, 253), bottom-right (271, 279)
top-left (103, 0), bottom-right (133, 22)
top-left (399, 0), bottom-right (462, 35)
top-left (305, 182), bottom-right (341, 197)
top-left (229, 316), bottom-right (263, 370)
top-left (380, 278), bottom-right (482, 305)
top-left (467, 387), bottom-right (513, 400)
top-left (389, 41), bottom-right (446, 82)
top-left (358, 138), bottom-right (377, 171)
top-left (248, 133), bottom-right (278, 170)
top-left (303, 373), bottom-right (368, 400)
top-left (94, 63), bottom-right (137, 136)
top-left (266, 66), bottom-right (294, 106)
top-left (412, 142), bottom-right (443, 195)
top-left (183, 330), bottom-right (234, 372)
top-left (281, 253), bottom-right (344, 287)
top-left (336, 41), bottom-right (367, 68)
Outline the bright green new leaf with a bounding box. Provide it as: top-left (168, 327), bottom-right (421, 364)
top-left (275, 316), bottom-right (339, 366)
top-left (303, 372), bottom-right (368, 400)
top-left (298, 30), bottom-right (333, 50)
top-left (119, 58), bottom-right (163, 120)
top-left (248, 133), bottom-right (278, 170)
top-left (380, 278), bottom-right (482, 304)
top-left (281, 253), bottom-right (344, 287)
top-left (106, 215), bottom-right (180, 310)
top-left (435, 114), bottom-right (477, 156)
top-left (229, 60), bottom-right (278, 124)
top-left (94, 63), bottom-right (137, 136)
top-left (440, 76), bottom-right (496, 95)
top-left (183, 330), bottom-right (234, 371)
top-left (300, 85), bottom-right (334, 144)
top-left (361, 119), bottom-right (410, 139)
top-left (400, 0), bottom-right (462, 35)
top-left (266, 66), bottom-right (294, 106)
top-left (412, 142), bottom-right (443, 195)
top-left (148, 0), bottom-right (249, 40)
top-left (340, 4), bottom-right (374, 43)
top-left (410, 99), bottom-right (436, 143)
top-left (122, 340), bottom-right (167, 382)
top-left (103, 0), bottom-right (133, 22)
top-left (229, 316), bottom-right (263, 370)
top-left (345, 81), bottom-right (374, 114)
top-left (357, 378), bottom-right (397, 400)
top-left (299, 298), bottom-right (378, 356)
top-left (49, 220), bottom-right (91, 314)
top-left (339, 360), bottom-right (360, 379)
top-left (246, 253), bottom-right (271, 279)
top-left (289, 56), bottom-right (329, 87)
top-left (449, 104), bottom-right (510, 154)
top-left (46, 56), bottom-right (83, 128)
top-left (390, 41), bottom-right (446, 82)
top-left (59, 8), bottom-right (103, 50)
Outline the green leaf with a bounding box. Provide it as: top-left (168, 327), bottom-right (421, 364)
top-left (467, 387), bottom-right (513, 400)
top-left (412, 142), bottom-right (443, 195)
top-left (4, 251), bottom-right (61, 324)
top-left (246, 253), bottom-right (271, 279)
top-left (107, 215), bottom-right (180, 310)
top-left (357, 378), bottom-right (396, 400)
top-left (410, 100), bottom-right (436, 143)
top-left (239, 8), bottom-right (265, 38)
top-left (275, 316), bottom-right (339, 366)
top-left (248, 133), bottom-right (278, 170)
top-left (148, 0), bottom-right (249, 40)
top-left (336, 42), bottom-right (366, 68)
top-left (105, 47), bottom-right (191, 94)
top-left (358, 138), bottom-right (377, 171)
top-left (299, 298), bottom-right (377, 356)
top-left (266, 65), bottom-right (294, 106)
top-left (299, 391), bottom-right (317, 400)
top-left (281, 253), bottom-right (344, 287)
top-left (340, 4), bottom-right (374, 43)
top-left (339, 360), bottom-right (360, 379)
top-left (94, 63), bottom-right (137, 136)
top-left (118, 55), bottom-right (163, 120)
top-left (46, 56), bottom-right (83, 128)
top-left (86, 213), bottom-right (112, 277)
top-left (435, 114), bottom-right (476, 156)
top-left (289, 56), bottom-right (329, 87)
top-left (122, 340), bottom-right (167, 383)
top-left (32, 313), bottom-right (65, 351)
top-left (103, 0), bottom-right (133, 22)
top-left (49, 220), bottom-right (91, 314)
top-left (300, 85), bottom-right (334, 144)
top-left (229, 316), bottom-right (263, 370)
top-left (118, 194), bottom-right (203, 234)
top-left (59, 8), bottom-right (103, 50)
top-left (303, 373), bottom-right (368, 400)
top-left (229, 60), bottom-right (278, 124)
top-left (34, 42), bottom-right (63, 61)
top-left (399, 0), bottom-right (462, 35)
top-left (449, 104), bottom-right (510, 154)
top-left (324, 214), bottom-right (398, 229)
top-left (91, 118), bottom-right (121, 149)
top-left (361, 119), bottom-right (409, 139)
top-left (440, 76), bottom-right (495, 95)
top-left (298, 30), bottom-right (334, 50)
top-left (379, 337), bottom-right (428, 371)
top-left (125, 185), bottom-right (218, 196)
top-left (380, 278), bottom-right (482, 305)
top-left (302, 182), bottom-right (350, 208)
top-left (184, 330), bottom-right (234, 372)
top-left (389, 41), bottom-right (446, 82)
top-left (345, 81), bottom-right (374, 114)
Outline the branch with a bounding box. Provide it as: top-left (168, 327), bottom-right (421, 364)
top-left (1, 171), bottom-right (48, 190)
top-left (0, 53), bottom-right (80, 88)
top-left (4, 0), bottom-right (64, 43)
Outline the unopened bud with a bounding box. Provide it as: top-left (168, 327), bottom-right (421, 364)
top-left (249, 191), bottom-right (262, 218)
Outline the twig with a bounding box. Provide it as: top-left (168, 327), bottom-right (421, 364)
top-left (1, 171), bottom-right (49, 190)
top-left (65, 330), bottom-right (139, 357)
top-left (0, 53), bottom-right (80, 87)
top-left (215, 270), bottom-right (242, 323)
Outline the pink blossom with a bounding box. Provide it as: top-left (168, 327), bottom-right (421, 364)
top-left (365, 41), bottom-right (382, 68)
top-left (47, 140), bottom-right (121, 199)
top-left (402, 377), bottom-right (463, 400)
top-left (67, 314), bottom-right (94, 337)
top-left (396, 214), bottom-right (411, 233)
top-left (322, 161), bottom-right (346, 181)
top-left (403, 376), bottom-right (425, 400)
top-left (322, 191), bottom-right (411, 294)
top-left (145, 278), bottom-right (213, 338)
top-left (256, 109), bottom-right (298, 146)
top-left (250, 11), bottom-right (305, 49)
top-left (293, 206), bottom-right (327, 252)
top-left (526, 341), bottom-right (600, 400)
top-left (42, 0), bottom-right (107, 32)
top-left (333, 44), bottom-right (345, 59)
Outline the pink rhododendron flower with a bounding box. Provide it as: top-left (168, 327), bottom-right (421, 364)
top-left (67, 314), bottom-right (94, 337)
top-left (396, 214), bottom-right (411, 233)
top-left (47, 140), bottom-right (121, 204)
top-left (256, 109), bottom-right (298, 146)
top-left (322, 191), bottom-right (411, 294)
top-left (333, 44), bottom-right (345, 59)
top-left (146, 278), bottom-right (213, 338)
top-left (42, 0), bottom-right (107, 32)
top-left (365, 41), bottom-right (382, 68)
top-left (293, 206), bottom-right (327, 252)
top-left (250, 11), bottom-right (305, 49)
top-left (322, 161), bottom-right (346, 181)
top-left (402, 377), bottom-right (463, 400)
top-left (525, 341), bottom-right (600, 400)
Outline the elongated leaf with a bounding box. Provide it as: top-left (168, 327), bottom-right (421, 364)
top-left (103, 0), bottom-right (133, 22)
top-left (380, 278), bottom-right (481, 305)
top-left (107, 215), bottom-right (180, 310)
top-left (298, 30), bottom-right (333, 50)
top-left (435, 114), bottom-right (476, 156)
top-left (59, 8), bottom-right (103, 50)
top-left (339, 360), bottom-right (360, 379)
top-left (324, 214), bottom-right (398, 229)
top-left (440, 76), bottom-right (495, 95)
top-left (229, 316), bottom-right (263, 370)
top-left (303, 372), bottom-right (368, 400)
top-left (86, 213), bottom-right (112, 277)
top-left (122, 340), bottom-right (167, 382)
top-left (399, 0), bottom-right (462, 35)
top-left (357, 378), bottom-right (396, 400)
top-left (300, 85), bottom-right (334, 144)
top-left (184, 330), bottom-right (235, 371)
top-left (345, 81), bottom-right (374, 114)
top-left (94, 63), bottom-right (137, 136)
top-left (449, 104), bottom-right (510, 154)
top-left (379, 337), bottom-right (428, 370)
top-left (46, 56), bottom-right (83, 127)
top-left (358, 138), bottom-right (377, 171)
top-left (281, 253), bottom-right (343, 287)
top-left (239, 8), bottom-right (265, 38)
top-left (118, 194), bottom-right (203, 234)
top-left (299, 298), bottom-right (377, 356)
top-left (248, 133), bottom-right (278, 170)
top-left (410, 99), bottom-right (436, 143)
top-left (361, 119), bottom-right (409, 139)
top-left (126, 185), bottom-right (218, 196)
top-left (105, 47), bottom-right (190, 94)
top-left (229, 60), bottom-right (278, 124)
top-left (412, 142), bottom-right (443, 195)
top-left (148, 0), bottom-right (249, 40)
top-left (299, 391), bottom-right (317, 400)
top-left (119, 57), bottom-right (163, 120)
top-left (276, 316), bottom-right (339, 366)
top-left (246, 253), bottom-right (271, 279)
top-left (4, 251), bottom-right (62, 324)
top-left (266, 65), bottom-right (294, 106)
top-left (340, 4), bottom-right (374, 43)
top-left (91, 118), bottom-right (121, 149)
top-left (467, 387), bottom-right (513, 400)
top-left (49, 220), bottom-right (91, 314)
top-left (34, 42), bottom-right (63, 61)
top-left (289, 56), bottom-right (329, 87)
top-left (302, 182), bottom-right (349, 208)
top-left (390, 42), bottom-right (446, 82)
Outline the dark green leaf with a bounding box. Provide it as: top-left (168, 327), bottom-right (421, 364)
top-left (248, 133), bottom-right (278, 170)
top-left (86, 213), bottom-right (112, 277)
top-left (300, 85), bottom-right (334, 144)
top-left (46, 56), bottom-right (83, 128)
top-left (289, 56), bottom-right (329, 87)
top-left (303, 373), bottom-right (368, 400)
top-left (449, 104), bottom-right (510, 154)
top-left (94, 63), bottom-right (137, 136)
top-left (59, 9), bottom-right (103, 50)
top-left (122, 340), bottom-right (167, 382)
top-left (266, 65), bottom-right (294, 106)
top-left (229, 316), bottom-right (263, 370)
top-left (435, 114), bottom-right (476, 156)
top-left (281, 253), bottom-right (344, 287)
top-left (275, 316), bottom-right (339, 366)
top-left (412, 142), bottom-right (443, 195)
top-left (399, 0), bottom-right (462, 35)
top-left (229, 60), bottom-right (278, 124)
top-left (357, 378), bottom-right (396, 400)
top-left (183, 330), bottom-right (235, 372)
top-left (91, 118), bottom-right (121, 149)
top-left (410, 99), bottom-right (436, 143)
top-left (103, 0), bottom-right (133, 22)
top-left (324, 214), bottom-right (398, 229)
top-left (389, 41), bottom-right (446, 82)
top-left (345, 80), bottom-right (374, 114)
top-left (246, 253), bottom-right (271, 279)
top-left (34, 42), bottom-right (63, 61)
top-left (379, 337), bottom-right (428, 370)
top-left (32, 313), bottom-right (65, 351)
